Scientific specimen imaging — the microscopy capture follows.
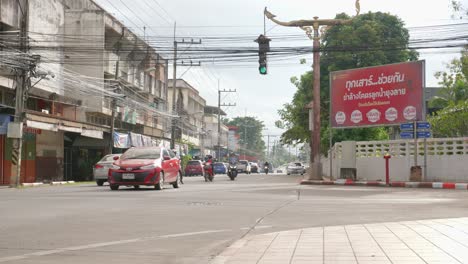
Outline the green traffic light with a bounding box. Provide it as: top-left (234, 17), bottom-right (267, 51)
top-left (259, 66), bottom-right (267, 75)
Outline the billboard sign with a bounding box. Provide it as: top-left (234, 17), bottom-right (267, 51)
top-left (330, 61), bottom-right (425, 128)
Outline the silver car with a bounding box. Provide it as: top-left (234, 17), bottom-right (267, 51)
top-left (93, 154), bottom-right (122, 186)
top-left (286, 162), bottom-right (306, 175)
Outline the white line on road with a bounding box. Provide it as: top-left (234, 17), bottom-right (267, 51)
top-left (159, 229), bottom-right (231, 238)
top-left (0, 230), bottom-right (230, 263)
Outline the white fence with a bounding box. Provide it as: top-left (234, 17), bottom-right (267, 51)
top-left (323, 137), bottom-right (468, 182)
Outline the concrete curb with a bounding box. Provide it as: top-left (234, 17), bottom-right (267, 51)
top-left (301, 179), bottom-right (468, 190)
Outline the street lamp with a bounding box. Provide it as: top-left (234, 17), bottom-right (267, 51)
top-left (265, 1), bottom-right (360, 180)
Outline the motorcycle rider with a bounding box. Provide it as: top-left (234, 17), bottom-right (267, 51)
top-left (263, 161), bottom-right (270, 173)
top-left (204, 155), bottom-right (214, 181)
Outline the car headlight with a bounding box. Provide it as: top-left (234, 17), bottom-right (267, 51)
top-left (111, 164), bottom-right (120, 170)
top-left (140, 164), bottom-right (156, 170)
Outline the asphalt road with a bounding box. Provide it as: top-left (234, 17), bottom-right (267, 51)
top-left (1, 173), bottom-right (468, 264)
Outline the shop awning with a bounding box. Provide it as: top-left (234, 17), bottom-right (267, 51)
top-left (81, 129), bottom-right (103, 139)
top-left (58, 125), bottom-right (82, 134)
top-left (73, 135), bottom-right (108, 148)
top-left (26, 120), bottom-right (57, 132)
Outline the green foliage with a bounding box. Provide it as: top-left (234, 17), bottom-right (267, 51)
top-left (180, 154), bottom-right (192, 171)
top-left (278, 12), bottom-right (416, 152)
top-left (430, 47), bottom-right (468, 108)
top-left (451, 0), bottom-right (468, 19)
top-left (226, 116), bottom-right (266, 158)
top-left (429, 100), bottom-right (468, 137)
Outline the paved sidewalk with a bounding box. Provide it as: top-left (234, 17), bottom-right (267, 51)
top-left (212, 218), bottom-right (468, 264)
top-left (302, 179), bottom-right (468, 190)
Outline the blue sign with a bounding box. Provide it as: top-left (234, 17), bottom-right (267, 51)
top-left (400, 132), bottom-right (414, 139)
top-left (417, 131), bottom-right (431, 139)
top-left (417, 122), bottom-right (431, 130)
top-left (400, 123), bottom-right (414, 131)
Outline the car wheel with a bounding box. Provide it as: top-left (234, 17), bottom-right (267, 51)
top-left (155, 173), bottom-right (164, 190)
top-left (96, 180), bottom-right (105, 186)
top-left (172, 172), bottom-right (180, 189)
top-left (134, 185), bottom-right (140, 190)
top-left (110, 185), bottom-right (119, 191)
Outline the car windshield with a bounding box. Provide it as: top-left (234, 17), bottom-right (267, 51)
top-left (100, 155), bottom-right (120, 162)
top-left (240, 161), bottom-right (248, 165)
top-left (121, 148), bottom-right (161, 160)
top-left (214, 162), bottom-right (224, 166)
top-left (187, 161), bottom-right (200, 166)
top-left (295, 163), bottom-right (302, 166)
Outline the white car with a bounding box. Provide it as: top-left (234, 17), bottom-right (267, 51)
top-left (286, 162), bottom-right (306, 175)
top-left (237, 160), bottom-right (251, 174)
top-left (93, 154), bottom-right (122, 186)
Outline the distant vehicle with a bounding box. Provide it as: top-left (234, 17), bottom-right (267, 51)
top-left (227, 164), bottom-right (238, 180)
top-left (108, 147), bottom-right (181, 190)
top-left (93, 154), bottom-right (122, 186)
top-left (185, 160), bottom-right (204, 177)
top-left (213, 162), bottom-right (227, 174)
top-left (237, 160), bottom-right (251, 174)
top-left (287, 162), bottom-right (306, 175)
top-left (250, 162), bottom-right (259, 173)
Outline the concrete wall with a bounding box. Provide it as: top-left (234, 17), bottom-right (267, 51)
top-left (64, 9), bottom-right (105, 121)
top-left (28, 0), bottom-right (66, 96)
top-left (0, 0), bottom-right (20, 28)
top-left (324, 138), bottom-right (468, 183)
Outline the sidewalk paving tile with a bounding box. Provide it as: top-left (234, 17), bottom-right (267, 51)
top-left (211, 217), bottom-right (468, 264)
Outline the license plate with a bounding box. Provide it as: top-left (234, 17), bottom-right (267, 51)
top-left (122, 173), bottom-right (135, 180)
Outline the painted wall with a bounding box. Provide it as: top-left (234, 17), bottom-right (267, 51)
top-left (324, 138), bottom-right (468, 183)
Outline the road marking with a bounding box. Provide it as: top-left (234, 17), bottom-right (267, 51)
top-left (0, 230), bottom-right (230, 263)
top-left (159, 229), bottom-right (231, 238)
top-left (240, 225), bottom-right (273, 230)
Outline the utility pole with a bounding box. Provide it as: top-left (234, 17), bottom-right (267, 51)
top-left (109, 29), bottom-right (124, 155)
top-left (11, 0), bottom-right (29, 187)
top-left (170, 23), bottom-right (202, 149)
top-left (217, 80), bottom-right (236, 160)
top-left (265, 2), bottom-right (359, 180)
top-left (265, 135), bottom-right (279, 159)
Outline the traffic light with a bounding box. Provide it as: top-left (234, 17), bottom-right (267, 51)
top-left (255, 35), bottom-right (271, 75)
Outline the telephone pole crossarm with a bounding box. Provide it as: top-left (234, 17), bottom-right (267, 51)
top-left (264, 1), bottom-right (361, 181)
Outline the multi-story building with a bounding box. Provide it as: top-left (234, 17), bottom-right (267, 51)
top-left (203, 106), bottom-right (229, 160)
top-left (0, 0), bottom-right (169, 184)
top-left (168, 79), bottom-right (206, 149)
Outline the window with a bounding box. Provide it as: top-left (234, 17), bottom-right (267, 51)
top-left (163, 149), bottom-right (170, 158)
top-left (121, 148), bottom-right (161, 160)
top-left (169, 149), bottom-right (176, 158)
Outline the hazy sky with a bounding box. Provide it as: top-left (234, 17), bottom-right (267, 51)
top-left (95, 0), bottom-right (466, 138)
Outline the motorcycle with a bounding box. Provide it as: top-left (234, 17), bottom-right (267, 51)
top-left (203, 162), bottom-right (214, 182)
top-left (264, 165), bottom-right (269, 175)
top-left (227, 164), bottom-right (238, 181)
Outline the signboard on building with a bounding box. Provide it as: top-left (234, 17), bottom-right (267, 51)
top-left (330, 61), bottom-right (425, 128)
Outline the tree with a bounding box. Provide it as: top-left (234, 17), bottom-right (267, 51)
top-left (429, 100), bottom-right (468, 137)
top-left (278, 12), bottom-right (418, 153)
top-left (226, 116), bottom-right (266, 158)
top-left (451, 1), bottom-right (468, 19)
top-left (430, 47), bottom-right (468, 108)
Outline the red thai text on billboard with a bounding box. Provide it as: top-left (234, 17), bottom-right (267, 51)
top-left (330, 61), bottom-right (424, 128)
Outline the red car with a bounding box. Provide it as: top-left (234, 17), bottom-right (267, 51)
top-left (108, 147), bottom-right (181, 191)
top-left (184, 160), bottom-right (204, 177)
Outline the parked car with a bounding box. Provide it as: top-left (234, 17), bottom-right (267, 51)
top-left (286, 162), bottom-right (306, 175)
top-left (213, 162), bottom-right (227, 174)
top-left (250, 162), bottom-right (259, 173)
top-left (93, 154), bottom-right (122, 186)
top-left (108, 147), bottom-right (181, 190)
top-left (185, 160), bottom-right (204, 177)
top-left (237, 160), bottom-right (251, 174)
